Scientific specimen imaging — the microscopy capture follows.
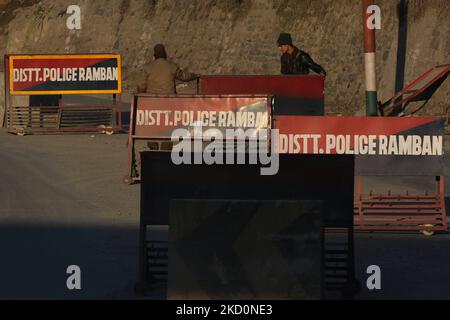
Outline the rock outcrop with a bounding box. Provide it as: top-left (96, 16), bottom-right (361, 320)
top-left (0, 0), bottom-right (448, 120)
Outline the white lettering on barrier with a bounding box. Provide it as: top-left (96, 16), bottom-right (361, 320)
top-left (276, 134), bottom-right (443, 156)
top-left (135, 110), bottom-right (267, 129)
top-left (14, 67), bottom-right (118, 83)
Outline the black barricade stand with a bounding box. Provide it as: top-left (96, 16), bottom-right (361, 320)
top-left (137, 152), bottom-right (358, 300)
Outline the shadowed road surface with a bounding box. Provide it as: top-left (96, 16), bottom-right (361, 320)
top-left (0, 131), bottom-right (142, 299)
top-left (0, 129), bottom-right (449, 299)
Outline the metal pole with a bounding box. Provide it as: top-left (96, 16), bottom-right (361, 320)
top-left (362, 0), bottom-right (378, 116)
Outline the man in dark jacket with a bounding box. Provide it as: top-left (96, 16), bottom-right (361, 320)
top-left (277, 33), bottom-right (326, 76)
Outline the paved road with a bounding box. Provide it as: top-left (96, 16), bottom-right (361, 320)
top-left (0, 130), bottom-right (141, 299)
top-left (0, 129), bottom-right (449, 299)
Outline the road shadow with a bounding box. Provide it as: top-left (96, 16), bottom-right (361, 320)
top-left (0, 223), bottom-right (162, 299)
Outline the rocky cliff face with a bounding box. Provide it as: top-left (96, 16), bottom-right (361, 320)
top-left (0, 0), bottom-right (448, 118)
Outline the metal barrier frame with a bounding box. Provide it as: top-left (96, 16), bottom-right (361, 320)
top-left (354, 175), bottom-right (448, 233)
top-left (379, 64), bottom-right (449, 116)
top-left (126, 94), bottom-right (272, 184)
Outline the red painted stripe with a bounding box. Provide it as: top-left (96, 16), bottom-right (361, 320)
top-left (362, 0), bottom-right (376, 53)
top-left (200, 75), bottom-right (324, 98)
top-left (274, 116), bottom-right (436, 136)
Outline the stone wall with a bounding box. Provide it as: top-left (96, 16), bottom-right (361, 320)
top-left (0, 0), bottom-right (448, 118)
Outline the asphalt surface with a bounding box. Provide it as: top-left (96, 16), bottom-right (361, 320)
top-left (355, 231), bottom-right (450, 299)
top-left (0, 130), bottom-right (140, 299)
top-left (0, 129), bottom-right (449, 299)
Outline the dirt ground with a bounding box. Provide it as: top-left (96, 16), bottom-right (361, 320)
top-left (0, 129), bottom-right (449, 299)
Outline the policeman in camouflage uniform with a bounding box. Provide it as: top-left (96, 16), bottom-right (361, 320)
top-left (277, 33), bottom-right (326, 76)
